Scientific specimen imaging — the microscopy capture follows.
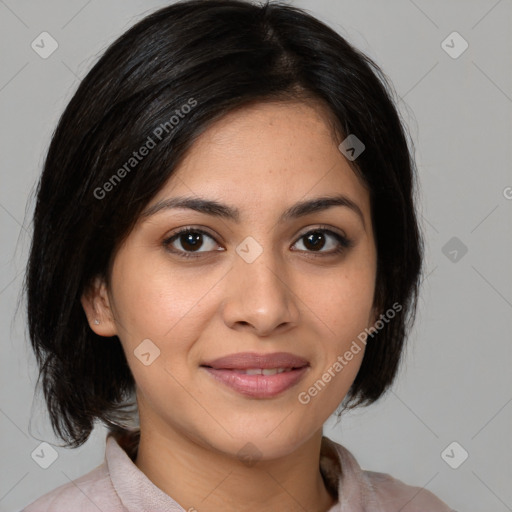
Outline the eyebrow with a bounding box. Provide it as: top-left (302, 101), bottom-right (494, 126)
top-left (141, 194), bottom-right (365, 228)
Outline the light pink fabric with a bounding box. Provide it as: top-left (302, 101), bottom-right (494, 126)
top-left (22, 434), bottom-right (453, 511)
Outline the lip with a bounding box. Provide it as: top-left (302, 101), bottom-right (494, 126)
top-left (202, 366), bottom-right (309, 398)
top-left (200, 352), bottom-right (310, 399)
top-left (201, 351), bottom-right (309, 370)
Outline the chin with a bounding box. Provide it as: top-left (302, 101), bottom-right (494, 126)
top-left (207, 424), bottom-right (316, 462)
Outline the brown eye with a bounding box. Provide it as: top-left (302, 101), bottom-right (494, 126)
top-left (303, 231), bottom-right (328, 251)
top-left (163, 228), bottom-right (222, 259)
top-left (176, 231), bottom-right (204, 251)
top-left (292, 228), bottom-right (353, 255)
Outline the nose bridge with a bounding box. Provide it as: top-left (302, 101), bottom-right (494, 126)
top-left (222, 237), bottom-right (299, 335)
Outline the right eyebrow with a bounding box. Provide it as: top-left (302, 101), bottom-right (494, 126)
top-left (141, 196), bottom-right (240, 221)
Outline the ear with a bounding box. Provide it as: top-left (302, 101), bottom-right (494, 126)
top-left (80, 275), bottom-right (118, 337)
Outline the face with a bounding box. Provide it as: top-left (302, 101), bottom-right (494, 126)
top-left (84, 100), bottom-right (377, 460)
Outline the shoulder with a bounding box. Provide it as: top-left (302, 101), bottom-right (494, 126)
top-left (21, 463), bottom-right (123, 512)
top-left (363, 470), bottom-right (454, 512)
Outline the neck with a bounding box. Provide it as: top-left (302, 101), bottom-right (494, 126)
top-left (133, 422), bottom-right (336, 512)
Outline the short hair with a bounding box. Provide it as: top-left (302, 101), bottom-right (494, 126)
top-left (24, 0), bottom-right (423, 448)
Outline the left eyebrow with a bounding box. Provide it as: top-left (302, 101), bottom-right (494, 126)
top-left (279, 194), bottom-right (365, 229)
top-left (141, 194), bottom-right (365, 229)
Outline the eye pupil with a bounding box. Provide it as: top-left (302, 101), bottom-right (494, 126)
top-left (181, 232), bottom-right (203, 251)
top-left (304, 231), bottom-right (325, 251)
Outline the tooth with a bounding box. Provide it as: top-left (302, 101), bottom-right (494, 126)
top-left (235, 368), bottom-right (293, 375)
top-left (245, 369), bottom-right (263, 375)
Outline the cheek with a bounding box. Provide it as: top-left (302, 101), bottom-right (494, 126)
top-left (305, 265), bottom-right (375, 339)
top-left (111, 254), bottom-right (210, 341)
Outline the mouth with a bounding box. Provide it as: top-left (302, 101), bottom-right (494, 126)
top-left (222, 367), bottom-right (300, 375)
top-left (200, 352), bottom-right (310, 398)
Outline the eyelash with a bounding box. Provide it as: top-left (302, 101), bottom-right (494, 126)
top-left (162, 225), bottom-right (354, 260)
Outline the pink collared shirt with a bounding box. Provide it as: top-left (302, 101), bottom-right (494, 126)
top-left (22, 434), bottom-right (453, 511)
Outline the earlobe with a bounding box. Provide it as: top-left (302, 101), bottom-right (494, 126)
top-left (80, 276), bottom-right (117, 337)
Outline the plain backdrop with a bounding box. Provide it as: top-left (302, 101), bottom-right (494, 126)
top-left (1, 1), bottom-right (511, 511)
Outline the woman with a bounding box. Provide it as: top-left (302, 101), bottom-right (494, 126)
top-left (23, 0), bottom-right (453, 510)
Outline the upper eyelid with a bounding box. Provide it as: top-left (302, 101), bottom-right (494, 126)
top-left (165, 226), bottom-right (218, 243)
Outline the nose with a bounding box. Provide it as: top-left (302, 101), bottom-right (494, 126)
top-left (221, 248), bottom-right (300, 337)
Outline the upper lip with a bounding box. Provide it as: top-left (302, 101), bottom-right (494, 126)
top-left (201, 352), bottom-right (309, 370)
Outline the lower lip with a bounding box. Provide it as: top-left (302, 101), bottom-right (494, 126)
top-left (202, 367), bottom-right (309, 398)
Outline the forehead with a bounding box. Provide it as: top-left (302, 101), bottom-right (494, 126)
top-left (149, 100), bottom-right (371, 218)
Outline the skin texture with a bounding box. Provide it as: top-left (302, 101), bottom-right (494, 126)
top-left (82, 100), bottom-right (378, 512)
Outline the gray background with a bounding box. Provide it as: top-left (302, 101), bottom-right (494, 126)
top-left (1, 1), bottom-right (511, 510)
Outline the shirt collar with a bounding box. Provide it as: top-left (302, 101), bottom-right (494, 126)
top-left (106, 433), bottom-right (184, 511)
